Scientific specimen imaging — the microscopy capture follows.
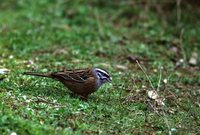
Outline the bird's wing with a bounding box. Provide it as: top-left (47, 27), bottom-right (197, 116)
top-left (51, 69), bottom-right (92, 83)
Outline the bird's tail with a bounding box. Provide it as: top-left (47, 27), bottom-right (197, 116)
top-left (23, 72), bottom-right (52, 78)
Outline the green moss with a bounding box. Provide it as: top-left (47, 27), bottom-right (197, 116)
top-left (0, 0), bottom-right (199, 134)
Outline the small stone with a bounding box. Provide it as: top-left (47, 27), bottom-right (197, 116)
top-left (148, 90), bottom-right (159, 99)
top-left (163, 79), bottom-right (168, 84)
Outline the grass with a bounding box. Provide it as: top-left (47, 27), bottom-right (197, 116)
top-left (0, 0), bottom-right (200, 134)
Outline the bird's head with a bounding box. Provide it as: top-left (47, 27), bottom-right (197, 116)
top-left (94, 68), bottom-right (112, 88)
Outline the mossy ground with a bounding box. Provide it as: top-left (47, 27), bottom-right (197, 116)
top-left (0, 1), bottom-right (199, 134)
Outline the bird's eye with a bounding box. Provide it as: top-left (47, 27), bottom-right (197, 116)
top-left (82, 76), bottom-right (88, 80)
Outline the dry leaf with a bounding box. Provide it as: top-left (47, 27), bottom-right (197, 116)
top-left (0, 68), bottom-right (10, 74)
top-left (116, 65), bottom-right (128, 70)
top-left (189, 52), bottom-right (198, 66)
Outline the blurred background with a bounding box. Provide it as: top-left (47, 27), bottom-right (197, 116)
top-left (0, 0), bottom-right (199, 67)
top-left (0, 0), bottom-right (199, 134)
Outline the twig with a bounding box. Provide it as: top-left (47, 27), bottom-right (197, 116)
top-left (179, 29), bottom-right (187, 67)
top-left (145, 98), bottom-right (160, 115)
top-left (136, 60), bottom-right (155, 90)
top-left (35, 96), bottom-right (66, 108)
top-left (176, 0), bottom-right (181, 27)
top-left (156, 66), bottom-right (162, 91)
top-left (162, 106), bottom-right (170, 131)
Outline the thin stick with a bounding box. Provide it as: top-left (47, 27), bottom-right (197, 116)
top-left (157, 66), bottom-right (162, 91)
top-left (162, 106), bottom-right (170, 131)
top-left (179, 29), bottom-right (187, 67)
top-left (176, 0), bottom-right (181, 27)
top-left (136, 60), bottom-right (155, 90)
top-left (35, 96), bottom-right (66, 108)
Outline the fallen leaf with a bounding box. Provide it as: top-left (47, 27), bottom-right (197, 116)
top-left (127, 55), bottom-right (151, 63)
top-left (189, 52), bottom-right (198, 66)
top-left (0, 68), bottom-right (10, 74)
top-left (116, 64), bottom-right (128, 70)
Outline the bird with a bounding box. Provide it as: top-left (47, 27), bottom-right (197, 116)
top-left (23, 68), bottom-right (112, 99)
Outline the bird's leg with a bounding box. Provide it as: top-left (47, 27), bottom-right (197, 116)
top-left (68, 92), bottom-right (76, 98)
top-left (69, 93), bottom-right (88, 100)
top-left (78, 94), bottom-right (88, 101)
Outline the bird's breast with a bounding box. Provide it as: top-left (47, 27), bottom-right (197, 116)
top-left (61, 77), bottom-right (97, 95)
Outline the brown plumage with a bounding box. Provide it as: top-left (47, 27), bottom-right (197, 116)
top-left (23, 68), bottom-right (111, 99)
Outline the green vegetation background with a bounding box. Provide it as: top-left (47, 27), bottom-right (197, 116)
top-left (0, 0), bottom-right (199, 134)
